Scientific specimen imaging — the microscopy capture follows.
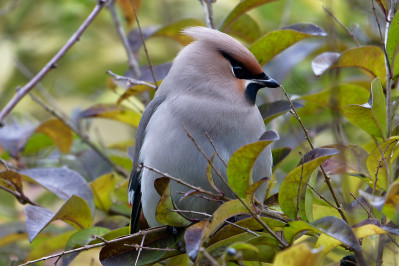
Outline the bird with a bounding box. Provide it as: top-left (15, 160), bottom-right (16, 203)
top-left (128, 26), bottom-right (280, 232)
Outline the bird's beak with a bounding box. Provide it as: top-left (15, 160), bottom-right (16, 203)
top-left (252, 75), bottom-right (280, 88)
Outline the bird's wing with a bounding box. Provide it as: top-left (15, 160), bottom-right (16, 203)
top-left (128, 95), bottom-right (166, 233)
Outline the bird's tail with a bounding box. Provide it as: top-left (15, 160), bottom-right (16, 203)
top-left (128, 169), bottom-right (142, 234)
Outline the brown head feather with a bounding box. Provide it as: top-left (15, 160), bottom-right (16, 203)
top-left (182, 27), bottom-right (263, 75)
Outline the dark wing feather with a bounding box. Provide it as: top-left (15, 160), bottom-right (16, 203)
top-left (129, 95), bottom-right (166, 233)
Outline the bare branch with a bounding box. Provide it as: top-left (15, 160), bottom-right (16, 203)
top-left (19, 227), bottom-right (166, 265)
top-left (143, 165), bottom-right (230, 201)
top-left (107, 70), bottom-right (156, 89)
top-left (134, 234), bottom-right (145, 266)
top-left (129, 0), bottom-right (158, 89)
top-left (107, 0), bottom-right (141, 77)
top-left (323, 6), bottom-right (360, 47)
top-left (199, 0), bottom-right (215, 29)
top-left (205, 132), bottom-right (228, 167)
top-left (0, 0), bottom-right (110, 126)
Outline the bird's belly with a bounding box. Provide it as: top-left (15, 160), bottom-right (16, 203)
top-left (140, 102), bottom-right (271, 227)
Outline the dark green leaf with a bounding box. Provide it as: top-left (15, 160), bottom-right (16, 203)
top-left (250, 23), bottom-right (326, 66)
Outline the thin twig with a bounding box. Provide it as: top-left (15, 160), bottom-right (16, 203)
top-left (280, 85), bottom-right (349, 223)
top-left (0, 0), bottom-right (110, 126)
top-left (125, 243), bottom-right (177, 252)
top-left (0, 158), bottom-right (10, 170)
top-left (199, 0), bottom-right (215, 29)
top-left (205, 132), bottom-right (228, 167)
top-left (19, 227), bottom-right (166, 265)
top-left (296, 159), bottom-right (304, 219)
top-left (107, 0), bottom-right (141, 77)
top-left (323, 6), bottom-right (360, 47)
top-left (308, 183), bottom-right (338, 210)
top-left (28, 93), bottom-right (128, 178)
top-left (350, 193), bottom-right (373, 218)
top-left (0, 184), bottom-right (39, 206)
top-left (134, 234), bottom-right (145, 266)
top-left (129, 0), bottom-right (158, 89)
top-left (200, 247), bottom-right (221, 266)
top-left (183, 127), bottom-right (287, 248)
top-left (106, 70), bottom-right (156, 89)
top-left (170, 209), bottom-right (260, 237)
top-left (143, 165), bottom-right (230, 201)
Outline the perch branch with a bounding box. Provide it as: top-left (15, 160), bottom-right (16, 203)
top-left (19, 227), bottom-right (166, 265)
top-left (0, 0), bottom-right (110, 126)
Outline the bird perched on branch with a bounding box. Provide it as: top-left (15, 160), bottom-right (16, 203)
top-left (128, 26), bottom-right (280, 232)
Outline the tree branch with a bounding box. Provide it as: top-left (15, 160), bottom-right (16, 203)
top-left (0, 0), bottom-right (110, 126)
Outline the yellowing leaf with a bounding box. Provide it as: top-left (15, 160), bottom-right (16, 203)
top-left (25, 195), bottom-right (92, 242)
top-left (366, 136), bottom-right (399, 191)
top-left (116, 0), bottom-right (141, 26)
top-left (155, 177), bottom-right (191, 227)
top-left (344, 78), bottom-right (387, 138)
top-left (90, 173), bottom-right (117, 211)
top-left (279, 148), bottom-right (339, 220)
top-left (35, 118), bottom-right (73, 153)
top-left (227, 130), bottom-right (278, 198)
top-left (79, 104), bottom-right (142, 127)
top-left (273, 242), bottom-right (324, 266)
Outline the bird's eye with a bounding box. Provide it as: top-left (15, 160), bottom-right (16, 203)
top-left (232, 64), bottom-right (247, 79)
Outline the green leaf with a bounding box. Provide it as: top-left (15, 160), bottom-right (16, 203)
top-left (155, 177), bottom-right (191, 227)
top-left (206, 154), bottom-right (222, 194)
top-left (245, 178), bottom-right (268, 210)
top-left (63, 227), bottom-right (110, 265)
top-left (223, 14), bottom-right (261, 43)
top-left (90, 173), bottom-right (118, 212)
top-left (387, 7), bottom-right (399, 70)
top-left (201, 199), bottom-right (251, 243)
top-left (79, 104), bottom-right (142, 127)
top-left (272, 147), bottom-right (291, 169)
top-left (344, 78), bottom-right (387, 138)
top-left (314, 47), bottom-right (386, 85)
top-left (208, 216), bottom-right (285, 246)
top-left (366, 137), bottom-right (399, 191)
top-left (250, 23), bottom-right (326, 66)
top-left (301, 83), bottom-right (370, 113)
top-left (279, 148), bottom-right (339, 220)
top-left (227, 130), bottom-right (279, 198)
top-left (219, 0), bottom-right (279, 31)
top-left (28, 231), bottom-right (76, 261)
top-left (25, 195), bottom-right (92, 242)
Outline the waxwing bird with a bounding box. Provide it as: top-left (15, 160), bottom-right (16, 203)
top-left (128, 26), bottom-right (280, 232)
